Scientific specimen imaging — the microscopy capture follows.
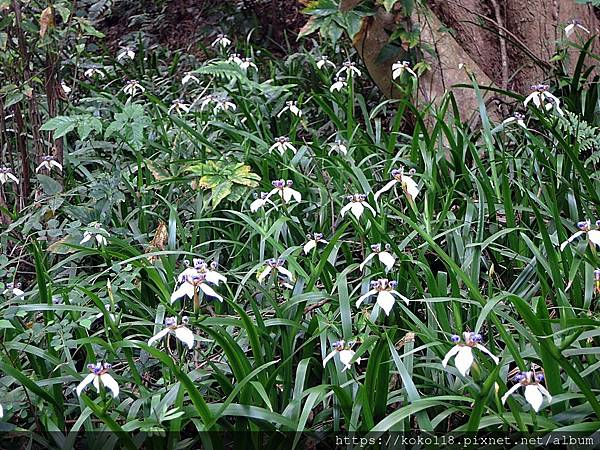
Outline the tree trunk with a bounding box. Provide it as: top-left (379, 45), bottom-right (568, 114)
top-left (345, 0), bottom-right (598, 120)
top-left (428, 0), bottom-right (598, 93)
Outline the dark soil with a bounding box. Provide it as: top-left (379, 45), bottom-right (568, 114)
top-left (96, 0), bottom-right (307, 56)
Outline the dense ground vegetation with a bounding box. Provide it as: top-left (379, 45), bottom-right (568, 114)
top-left (1, 0), bottom-right (600, 448)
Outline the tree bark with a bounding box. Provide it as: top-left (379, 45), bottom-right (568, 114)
top-left (343, 0), bottom-right (598, 120)
top-left (429, 0), bottom-right (599, 93)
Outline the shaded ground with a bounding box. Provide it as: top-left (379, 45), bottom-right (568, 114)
top-left (97, 0), bottom-right (307, 55)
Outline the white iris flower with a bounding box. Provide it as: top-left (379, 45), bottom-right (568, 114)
top-left (117, 47), bottom-right (135, 61)
top-left (269, 136), bottom-right (297, 156)
top-left (0, 167), bottom-right (18, 184)
top-left (35, 155), bottom-right (62, 174)
top-left (564, 19), bottom-right (589, 38)
top-left (177, 259), bottom-right (227, 286)
top-left (341, 194), bottom-right (376, 220)
top-left (316, 56), bottom-right (336, 70)
top-left (171, 273), bottom-right (223, 304)
top-left (258, 257), bottom-right (294, 284)
top-left (4, 282), bottom-right (24, 297)
top-left (277, 101), bottom-right (302, 118)
top-left (211, 33), bottom-right (232, 48)
top-left (392, 60), bottom-right (417, 80)
top-left (524, 84), bottom-right (563, 115)
top-left (84, 68), bottom-right (105, 79)
top-left (560, 219), bottom-right (600, 251)
top-left (355, 278), bottom-right (409, 316)
top-left (501, 112), bottom-right (527, 129)
top-left (198, 94), bottom-right (236, 113)
top-left (123, 80), bottom-right (145, 97)
top-left (374, 167), bottom-right (420, 202)
top-left (250, 192), bottom-right (276, 212)
top-left (168, 99), bottom-right (191, 115)
top-left (359, 244), bottom-right (395, 272)
top-left (323, 340), bottom-right (360, 372)
top-left (330, 76), bottom-right (347, 93)
top-left (182, 72), bottom-right (199, 85)
top-left (239, 57), bottom-right (257, 71)
top-left (268, 179), bottom-right (301, 204)
top-left (328, 139), bottom-right (347, 156)
top-left (80, 222), bottom-right (109, 246)
top-left (76, 362), bottom-right (119, 398)
top-left (304, 232), bottom-right (328, 254)
top-left (501, 370), bottom-right (552, 412)
top-left (148, 316), bottom-right (195, 349)
top-left (336, 61), bottom-right (361, 78)
top-left (441, 332), bottom-right (499, 376)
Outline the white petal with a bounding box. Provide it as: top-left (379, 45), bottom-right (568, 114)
top-left (523, 92), bottom-right (536, 107)
top-left (323, 349), bottom-right (337, 367)
top-left (170, 283), bottom-right (195, 303)
top-left (93, 375), bottom-right (100, 393)
top-left (199, 283), bottom-right (223, 302)
top-left (0, 403), bottom-right (3, 418)
top-left (277, 266), bottom-right (294, 281)
top-left (339, 349), bottom-right (355, 370)
top-left (537, 384), bottom-right (552, 403)
top-left (402, 176), bottom-right (420, 199)
top-left (340, 203), bottom-right (352, 217)
top-left (100, 373), bottom-right (119, 398)
top-left (76, 373), bottom-right (96, 397)
top-left (500, 383), bottom-right (522, 405)
top-left (205, 271), bottom-right (227, 285)
top-left (174, 326), bottom-right (195, 349)
top-left (350, 202), bottom-right (364, 219)
top-left (454, 347), bottom-right (474, 376)
top-left (378, 252), bottom-right (395, 272)
top-left (50, 161), bottom-right (63, 172)
top-left (475, 344), bottom-right (499, 364)
top-left (524, 385), bottom-right (543, 412)
top-left (362, 202), bottom-right (376, 216)
top-left (374, 180), bottom-right (397, 201)
top-left (250, 198), bottom-right (266, 212)
top-left (356, 289), bottom-right (377, 308)
top-left (588, 230), bottom-right (600, 247)
top-left (560, 231), bottom-right (585, 250)
top-left (565, 23), bottom-right (575, 37)
top-left (577, 24), bottom-right (590, 34)
top-left (376, 291), bottom-right (396, 316)
top-left (359, 253), bottom-right (375, 271)
top-left (80, 234), bottom-right (92, 244)
top-left (13, 288), bottom-right (24, 297)
top-left (303, 240), bottom-right (317, 254)
top-left (284, 188), bottom-right (301, 203)
top-left (258, 266), bottom-right (272, 283)
top-left (7, 173), bottom-right (18, 183)
top-left (390, 290), bottom-right (410, 305)
top-left (177, 268), bottom-right (196, 283)
top-left (148, 327), bottom-right (170, 346)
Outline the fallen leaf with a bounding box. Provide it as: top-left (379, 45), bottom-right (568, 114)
top-left (40, 6), bottom-right (55, 38)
